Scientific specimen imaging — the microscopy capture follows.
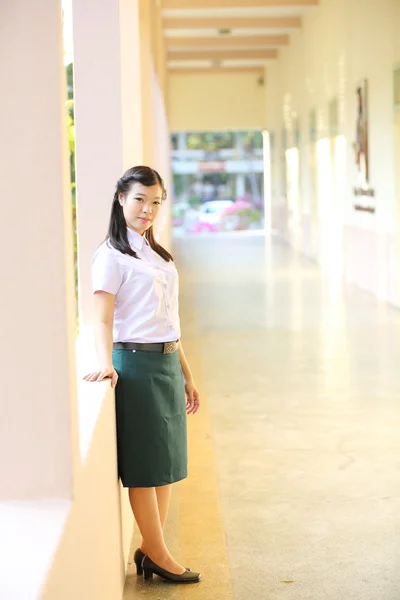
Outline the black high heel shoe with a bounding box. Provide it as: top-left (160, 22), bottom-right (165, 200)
top-left (133, 549), bottom-right (146, 575)
top-left (133, 548), bottom-right (191, 575)
top-left (142, 555), bottom-right (201, 584)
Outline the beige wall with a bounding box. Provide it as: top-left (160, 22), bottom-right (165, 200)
top-left (266, 0), bottom-right (400, 304)
top-left (42, 386), bottom-right (127, 600)
top-left (1, 0), bottom-right (172, 597)
top-left (0, 0), bottom-right (78, 502)
top-left (168, 71), bottom-right (267, 132)
top-left (393, 1), bottom-right (400, 305)
top-left (152, 69), bottom-right (173, 250)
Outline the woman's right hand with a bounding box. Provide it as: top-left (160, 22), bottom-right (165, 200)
top-left (83, 367), bottom-right (119, 389)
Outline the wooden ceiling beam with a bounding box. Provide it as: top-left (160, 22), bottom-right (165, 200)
top-left (167, 49), bottom-right (277, 60)
top-left (163, 0), bottom-right (317, 7)
top-left (167, 35), bottom-right (289, 48)
top-left (164, 16), bottom-right (302, 29)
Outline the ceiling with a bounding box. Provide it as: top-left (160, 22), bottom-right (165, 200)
top-left (162, 0), bottom-right (318, 75)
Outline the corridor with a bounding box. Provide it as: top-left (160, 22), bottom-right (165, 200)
top-left (123, 232), bottom-right (400, 600)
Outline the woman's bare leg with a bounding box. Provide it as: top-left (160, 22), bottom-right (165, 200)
top-left (129, 486), bottom-right (184, 574)
top-left (140, 484), bottom-right (172, 554)
top-left (156, 484), bottom-right (173, 529)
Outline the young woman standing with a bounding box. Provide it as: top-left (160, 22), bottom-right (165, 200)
top-left (83, 166), bottom-right (201, 584)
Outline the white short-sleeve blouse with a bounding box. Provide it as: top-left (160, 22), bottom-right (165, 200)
top-left (91, 228), bottom-right (181, 343)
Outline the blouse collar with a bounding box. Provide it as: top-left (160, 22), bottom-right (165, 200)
top-left (127, 227), bottom-right (148, 250)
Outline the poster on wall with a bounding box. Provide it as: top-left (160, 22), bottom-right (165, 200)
top-left (353, 78), bottom-right (375, 212)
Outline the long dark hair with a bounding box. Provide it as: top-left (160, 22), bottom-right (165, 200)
top-left (107, 166), bottom-right (173, 262)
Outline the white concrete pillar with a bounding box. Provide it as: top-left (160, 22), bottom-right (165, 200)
top-left (153, 73), bottom-right (173, 249)
top-left (236, 174), bottom-right (246, 199)
top-left (263, 131), bottom-right (273, 234)
top-left (178, 132), bottom-right (187, 153)
top-left (120, 0), bottom-right (146, 171)
top-left (236, 131), bottom-right (245, 159)
top-left (72, 0), bottom-right (144, 326)
top-left (153, 0), bottom-right (168, 105)
top-left (138, 0), bottom-right (157, 166)
top-left (0, 0), bottom-right (78, 499)
top-left (73, 0), bottom-right (170, 326)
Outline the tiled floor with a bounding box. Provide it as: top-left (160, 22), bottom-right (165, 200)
top-left (123, 231), bottom-right (400, 600)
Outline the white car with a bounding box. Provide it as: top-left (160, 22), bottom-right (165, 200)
top-left (197, 200), bottom-right (233, 227)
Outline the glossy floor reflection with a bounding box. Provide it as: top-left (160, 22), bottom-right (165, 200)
top-left (123, 232), bottom-right (400, 600)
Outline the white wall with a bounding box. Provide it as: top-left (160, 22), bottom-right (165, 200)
top-left (0, 1), bottom-right (133, 598)
top-left (153, 67), bottom-right (173, 251)
top-left (41, 384), bottom-right (127, 600)
top-left (0, 0), bottom-right (78, 502)
top-left (168, 71), bottom-right (267, 132)
top-left (267, 0), bottom-right (400, 305)
top-left (0, 0), bottom-right (175, 597)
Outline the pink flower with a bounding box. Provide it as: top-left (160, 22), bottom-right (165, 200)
top-left (221, 200), bottom-right (253, 216)
top-left (192, 222), bottom-right (218, 233)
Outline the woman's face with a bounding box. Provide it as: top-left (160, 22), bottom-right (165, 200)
top-left (119, 182), bottom-right (163, 235)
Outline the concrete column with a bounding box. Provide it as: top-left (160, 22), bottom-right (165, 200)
top-left (178, 132), bottom-right (187, 153)
top-left (236, 131), bottom-right (245, 159)
top-left (119, 0), bottom-right (145, 172)
top-left (153, 78), bottom-right (173, 249)
top-left (73, 0), bottom-right (123, 327)
top-left (139, 0), bottom-right (157, 166)
top-left (0, 0), bottom-right (78, 499)
top-left (73, 0), bottom-right (170, 325)
top-left (236, 174), bottom-right (246, 199)
top-left (153, 0), bottom-right (168, 102)
top-left (73, 0), bottom-right (146, 326)
top-left (263, 131), bottom-right (273, 233)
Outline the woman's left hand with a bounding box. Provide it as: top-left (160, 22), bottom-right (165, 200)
top-left (185, 380), bottom-right (200, 415)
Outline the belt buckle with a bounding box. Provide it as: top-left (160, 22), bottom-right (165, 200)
top-left (163, 341), bottom-right (176, 355)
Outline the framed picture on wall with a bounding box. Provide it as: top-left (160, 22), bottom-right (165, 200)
top-left (353, 79), bottom-right (369, 185)
top-left (353, 78), bottom-right (375, 211)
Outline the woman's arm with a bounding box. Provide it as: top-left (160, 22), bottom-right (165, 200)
top-left (178, 341), bottom-right (194, 384)
top-left (83, 291), bottom-right (118, 388)
top-left (93, 291), bottom-right (115, 369)
top-left (178, 341), bottom-right (200, 415)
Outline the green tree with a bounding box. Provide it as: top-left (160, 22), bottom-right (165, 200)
top-left (186, 131), bottom-right (234, 152)
top-left (66, 63), bottom-right (74, 100)
top-left (65, 63), bottom-right (78, 323)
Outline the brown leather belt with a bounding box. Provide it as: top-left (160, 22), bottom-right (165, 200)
top-left (113, 340), bottom-right (179, 355)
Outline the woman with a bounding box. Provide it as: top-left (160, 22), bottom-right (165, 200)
top-left (83, 166), bottom-right (201, 584)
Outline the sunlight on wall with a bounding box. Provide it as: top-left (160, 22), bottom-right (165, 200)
top-left (316, 138), bottom-right (333, 220)
top-left (333, 135), bottom-right (346, 212)
top-left (317, 136), bottom-right (346, 279)
top-left (262, 130), bottom-right (272, 233)
top-left (285, 147), bottom-right (300, 230)
top-left (62, 0), bottom-right (73, 64)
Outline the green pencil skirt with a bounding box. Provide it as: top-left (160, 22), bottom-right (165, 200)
top-left (112, 348), bottom-right (188, 488)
